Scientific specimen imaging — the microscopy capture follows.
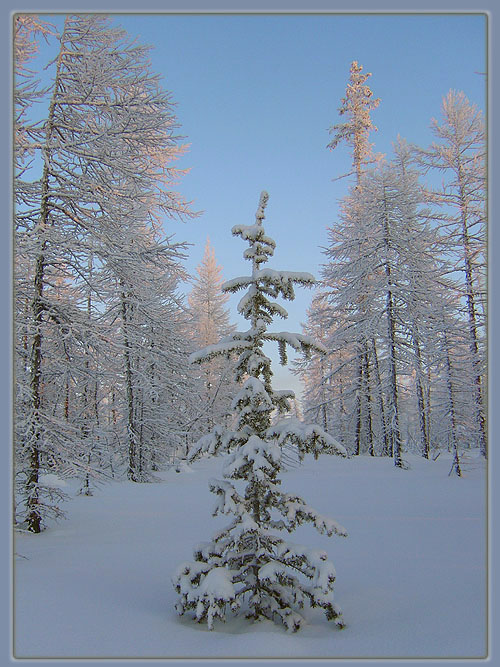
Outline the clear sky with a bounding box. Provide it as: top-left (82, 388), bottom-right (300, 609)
top-left (31, 11), bottom-right (487, 398)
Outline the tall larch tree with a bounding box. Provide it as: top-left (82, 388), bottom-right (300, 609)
top-left (14, 15), bottom-right (55, 525)
top-left (414, 90), bottom-right (487, 458)
top-left (14, 14), bottom-right (195, 530)
top-left (321, 146), bottom-right (450, 468)
top-left (327, 60), bottom-right (381, 181)
top-left (325, 60), bottom-right (382, 456)
top-left (173, 191), bottom-right (348, 632)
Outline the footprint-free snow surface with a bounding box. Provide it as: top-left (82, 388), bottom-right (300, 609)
top-left (14, 451), bottom-right (487, 660)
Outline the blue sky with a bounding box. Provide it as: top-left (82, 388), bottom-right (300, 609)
top-left (30, 12), bottom-right (487, 397)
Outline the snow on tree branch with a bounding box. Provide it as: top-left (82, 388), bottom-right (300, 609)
top-left (267, 418), bottom-right (348, 459)
top-left (173, 191), bottom-right (347, 632)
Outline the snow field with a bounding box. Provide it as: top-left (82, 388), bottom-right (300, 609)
top-left (14, 451), bottom-right (487, 660)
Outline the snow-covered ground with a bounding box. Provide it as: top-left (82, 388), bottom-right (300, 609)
top-left (13, 450), bottom-right (487, 661)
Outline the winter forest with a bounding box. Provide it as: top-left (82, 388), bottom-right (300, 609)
top-left (13, 13), bottom-right (488, 661)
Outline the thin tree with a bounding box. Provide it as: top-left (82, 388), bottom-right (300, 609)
top-left (414, 90), bottom-right (487, 457)
top-left (327, 60), bottom-right (381, 182)
top-left (326, 60), bottom-right (382, 455)
top-left (173, 191), bottom-right (348, 632)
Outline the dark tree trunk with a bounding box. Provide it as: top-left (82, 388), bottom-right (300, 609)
top-left (362, 349), bottom-right (374, 456)
top-left (354, 351), bottom-right (363, 456)
top-left (371, 338), bottom-right (390, 456)
top-left (412, 328), bottom-right (430, 459)
top-left (24, 18), bottom-right (69, 532)
top-left (381, 188), bottom-right (403, 468)
top-left (120, 287), bottom-right (138, 482)
top-left (443, 327), bottom-right (461, 477)
top-left (457, 162), bottom-right (486, 458)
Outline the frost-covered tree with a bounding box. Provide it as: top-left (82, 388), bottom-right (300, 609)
top-left (189, 238), bottom-right (233, 346)
top-left (319, 184), bottom-right (384, 457)
top-left (104, 225), bottom-right (194, 481)
top-left (319, 149), bottom-right (450, 467)
top-left (294, 294), bottom-right (334, 433)
top-left (326, 60), bottom-right (383, 455)
top-left (414, 90), bottom-right (487, 458)
top-left (327, 60), bottom-right (381, 181)
top-left (188, 238), bottom-right (236, 431)
top-left (425, 304), bottom-right (466, 476)
top-left (13, 15), bottom-right (52, 164)
top-left (14, 14), bottom-right (194, 530)
top-left (14, 15), bottom-right (55, 528)
top-left (173, 191), bottom-right (348, 632)
top-left (296, 295), bottom-right (358, 453)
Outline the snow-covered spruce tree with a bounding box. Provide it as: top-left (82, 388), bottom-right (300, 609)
top-left (173, 191), bottom-right (348, 632)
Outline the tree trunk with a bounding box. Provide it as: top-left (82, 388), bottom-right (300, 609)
top-left (463, 232), bottom-right (486, 457)
top-left (24, 17), bottom-right (69, 532)
top-left (354, 351), bottom-right (363, 456)
top-left (456, 160), bottom-right (486, 458)
top-left (337, 373), bottom-right (347, 448)
top-left (319, 354), bottom-right (329, 432)
top-left (443, 327), bottom-right (461, 477)
top-left (412, 327), bottom-right (429, 459)
top-left (362, 348), bottom-right (374, 456)
top-left (371, 338), bottom-right (389, 456)
top-left (120, 287), bottom-right (138, 481)
top-left (382, 189), bottom-right (403, 468)
top-left (425, 366), bottom-right (432, 453)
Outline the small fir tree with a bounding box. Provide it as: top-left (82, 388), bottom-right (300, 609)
top-left (172, 191), bottom-right (348, 632)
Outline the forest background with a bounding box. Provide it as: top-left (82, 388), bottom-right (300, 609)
top-left (9, 6), bottom-right (493, 521)
top-left (20, 10), bottom-right (487, 397)
top-left (6, 1), bottom-right (500, 661)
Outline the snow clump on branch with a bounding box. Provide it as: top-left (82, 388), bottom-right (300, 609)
top-left (172, 191), bottom-right (348, 633)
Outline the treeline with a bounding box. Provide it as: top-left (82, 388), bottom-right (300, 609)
top-left (14, 15), bottom-right (236, 532)
top-left (14, 17), bottom-right (486, 534)
top-left (294, 62), bottom-right (486, 471)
